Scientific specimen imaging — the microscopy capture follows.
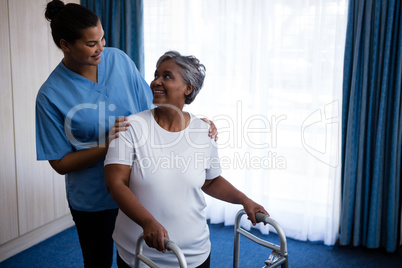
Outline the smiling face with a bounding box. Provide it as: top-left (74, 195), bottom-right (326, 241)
top-left (150, 59), bottom-right (193, 109)
top-left (61, 20), bottom-right (105, 67)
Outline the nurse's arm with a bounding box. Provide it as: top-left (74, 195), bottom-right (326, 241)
top-left (48, 117), bottom-right (130, 175)
top-left (202, 175), bottom-right (269, 225)
top-left (104, 164), bottom-right (169, 253)
top-left (49, 145), bottom-right (108, 175)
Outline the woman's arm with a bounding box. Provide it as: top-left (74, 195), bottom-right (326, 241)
top-left (49, 144), bottom-right (108, 175)
top-left (104, 164), bottom-right (169, 252)
top-left (202, 176), bottom-right (269, 225)
top-left (49, 117), bottom-right (130, 175)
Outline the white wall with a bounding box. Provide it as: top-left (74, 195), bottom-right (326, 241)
top-left (0, 0), bottom-right (79, 262)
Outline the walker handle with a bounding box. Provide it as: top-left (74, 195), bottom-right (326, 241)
top-left (163, 238), bottom-right (187, 268)
top-left (255, 212), bottom-right (270, 223)
top-left (135, 234), bottom-right (187, 268)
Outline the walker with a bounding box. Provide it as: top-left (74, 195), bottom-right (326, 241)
top-left (134, 234), bottom-right (187, 268)
top-left (233, 209), bottom-right (288, 268)
top-left (134, 209), bottom-right (288, 268)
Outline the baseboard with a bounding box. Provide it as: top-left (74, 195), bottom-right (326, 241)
top-left (0, 214), bottom-right (74, 262)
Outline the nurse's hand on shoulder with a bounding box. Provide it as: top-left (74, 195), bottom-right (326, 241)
top-left (143, 220), bottom-right (170, 253)
top-left (108, 117), bottom-right (130, 145)
top-left (201, 118), bottom-right (218, 141)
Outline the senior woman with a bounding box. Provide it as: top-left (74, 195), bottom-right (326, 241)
top-left (104, 51), bottom-right (268, 268)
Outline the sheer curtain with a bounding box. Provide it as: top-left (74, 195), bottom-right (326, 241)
top-left (144, 0), bottom-right (348, 245)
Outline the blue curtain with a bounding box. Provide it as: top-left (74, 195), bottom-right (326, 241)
top-left (81, 0), bottom-right (145, 76)
top-left (340, 0), bottom-right (402, 252)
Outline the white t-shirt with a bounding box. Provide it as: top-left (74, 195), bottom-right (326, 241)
top-left (104, 110), bottom-right (222, 267)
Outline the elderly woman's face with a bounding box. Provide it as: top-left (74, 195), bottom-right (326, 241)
top-left (150, 59), bottom-right (192, 108)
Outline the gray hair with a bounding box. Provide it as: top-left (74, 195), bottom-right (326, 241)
top-left (156, 51), bottom-right (206, 104)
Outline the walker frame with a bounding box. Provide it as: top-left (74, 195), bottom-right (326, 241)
top-left (233, 209), bottom-right (288, 268)
top-left (134, 209), bottom-right (288, 268)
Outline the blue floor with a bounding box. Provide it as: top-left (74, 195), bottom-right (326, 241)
top-left (1, 222), bottom-right (402, 267)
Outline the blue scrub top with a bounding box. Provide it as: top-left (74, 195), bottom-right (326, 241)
top-left (35, 47), bottom-right (153, 212)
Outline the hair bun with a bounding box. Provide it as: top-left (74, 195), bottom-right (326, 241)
top-left (45, 0), bottom-right (65, 21)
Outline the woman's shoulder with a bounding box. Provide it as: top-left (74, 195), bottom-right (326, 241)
top-left (189, 114), bottom-right (210, 129)
top-left (103, 47), bottom-right (131, 61)
top-left (103, 46), bottom-right (123, 54)
top-left (122, 110), bottom-right (152, 138)
top-left (188, 114), bottom-right (211, 138)
top-left (36, 62), bottom-right (67, 102)
top-left (102, 47), bottom-right (136, 74)
top-left (126, 110), bottom-right (152, 122)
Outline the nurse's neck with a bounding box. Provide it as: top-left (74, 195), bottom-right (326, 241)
top-left (62, 58), bottom-right (98, 83)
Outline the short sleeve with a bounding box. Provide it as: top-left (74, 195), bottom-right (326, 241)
top-left (111, 48), bottom-right (153, 113)
top-left (205, 140), bottom-right (222, 180)
top-left (104, 130), bottom-right (135, 167)
top-left (35, 95), bottom-right (74, 160)
top-left (131, 60), bottom-right (154, 112)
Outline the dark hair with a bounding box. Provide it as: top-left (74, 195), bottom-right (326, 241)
top-left (45, 0), bottom-right (99, 48)
top-left (156, 51), bottom-right (206, 105)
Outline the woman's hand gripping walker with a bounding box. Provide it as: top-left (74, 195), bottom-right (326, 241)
top-left (135, 234), bottom-right (187, 268)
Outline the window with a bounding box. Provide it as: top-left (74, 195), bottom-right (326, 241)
top-left (144, 0), bottom-right (348, 245)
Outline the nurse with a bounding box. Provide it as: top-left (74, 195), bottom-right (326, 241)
top-left (35, 1), bottom-right (216, 267)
